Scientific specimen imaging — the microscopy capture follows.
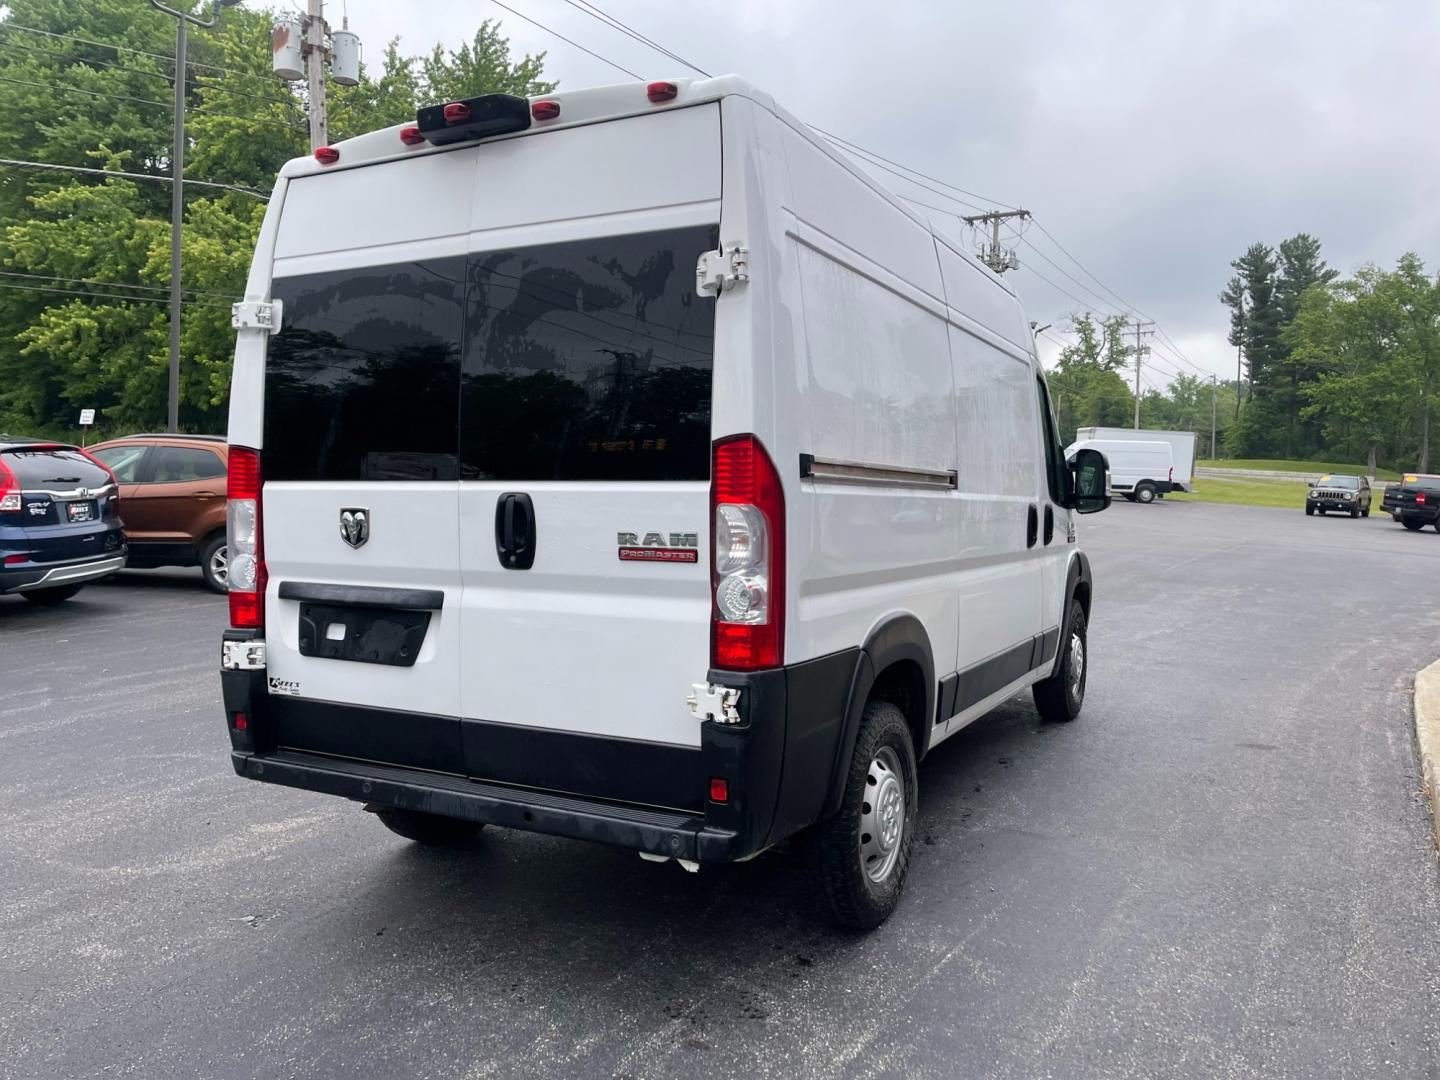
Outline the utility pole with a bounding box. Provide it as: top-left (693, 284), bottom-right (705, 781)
top-left (306, 0), bottom-right (327, 150)
top-left (1211, 373), bottom-right (1218, 458)
top-left (149, 0), bottom-right (242, 433)
top-left (1132, 319), bottom-right (1154, 429)
top-left (961, 209), bottom-right (1030, 274)
top-left (272, 2), bottom-right (360, 151)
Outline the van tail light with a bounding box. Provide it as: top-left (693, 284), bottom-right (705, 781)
top-left (0, 456), bottom-right (18, 512)
top-left (399, 125), bottom-right (425, 146)
top-left (314, 146), bottom-right (339, 165)
top-left (226, 446), bottom-right (266, 630)
top-left (647, 81), bottom-right (678, 103)
top-left (711, 435), bottom-right (785, 670)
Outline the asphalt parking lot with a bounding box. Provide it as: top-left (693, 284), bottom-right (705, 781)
top-left (3, 503), bottom-right (1439, 1079)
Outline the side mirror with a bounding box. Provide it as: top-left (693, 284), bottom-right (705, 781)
top-left (1069, 447), bottom-right (1110, 514)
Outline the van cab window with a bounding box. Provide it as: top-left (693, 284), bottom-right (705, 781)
top-left (1035, 376), bottom-right (1067, 504)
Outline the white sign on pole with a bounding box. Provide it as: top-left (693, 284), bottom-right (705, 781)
top-left (79, 409), bottom-right (96, 426)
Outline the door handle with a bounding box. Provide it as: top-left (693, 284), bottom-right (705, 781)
top-left (193, 490), bottom-right (217, 498)
top-left (1043, 504), bottom-right (1055, 545)
top-left (494, 492), bottom-right (536, 570)
top-left (1026, 505), bottom-right (1039, 549)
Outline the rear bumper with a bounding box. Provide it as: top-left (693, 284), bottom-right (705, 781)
top-left (220, 632), bottom-right (860, 864)
top-left (231, 748), bottom-right (724, 861)
top-left (0, 549), bottom-right (126, 593)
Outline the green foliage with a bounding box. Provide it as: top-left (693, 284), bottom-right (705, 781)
top-left (0, 5), bottom-right (549, 436)
top-left (1045, 312), bottom-right (1136, 443)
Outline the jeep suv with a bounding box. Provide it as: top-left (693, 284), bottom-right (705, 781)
top-left (1305, 474), bottom-right (1370, 518)
top-left (89, 434), bottom-right (229, 592)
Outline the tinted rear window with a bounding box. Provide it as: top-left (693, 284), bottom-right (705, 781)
top-left (261, 226), bottom-right (716, 483)
top-left (264, 258), bottom-right (465, 482)
top-left (3, 448), bottom-right (110, 489)
top-left (460, 225), bottom-right (717, 481)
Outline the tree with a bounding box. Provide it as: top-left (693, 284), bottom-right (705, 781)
top-left (1289, 255), bottom-right (1440, 472)
top-left (1044, 312), bottom-right (1135, 444)
top-left (0, 4), bottom-right (552, 436)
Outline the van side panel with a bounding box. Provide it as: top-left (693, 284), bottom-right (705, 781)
top-left (777, 125), bottom-right (959, 689)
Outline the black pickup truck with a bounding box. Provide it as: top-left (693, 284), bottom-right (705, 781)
top-left (1391, 474), bottom-right (1440, 531)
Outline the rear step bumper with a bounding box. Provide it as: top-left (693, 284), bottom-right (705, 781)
top-left (232, 749), bottom-right (733, 862)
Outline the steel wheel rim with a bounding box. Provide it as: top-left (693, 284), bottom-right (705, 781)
top-left (859, 746), bottom-right (905, 883)
top-left (1070, 633), bottom-right (1085, 696)
top-left (210, 544), bottom-right (228, 587)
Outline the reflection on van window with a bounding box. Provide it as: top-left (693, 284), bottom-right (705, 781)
top-left (460, 225), bottom-right (718, 482)
top-left (264, 258), bottom-right (464, 482)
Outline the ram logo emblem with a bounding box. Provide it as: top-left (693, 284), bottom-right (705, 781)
top-left (339, 507), bottom-right (370, 549)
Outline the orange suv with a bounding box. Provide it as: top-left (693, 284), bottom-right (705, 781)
top-left (88, 434), bottom-right (229, 592)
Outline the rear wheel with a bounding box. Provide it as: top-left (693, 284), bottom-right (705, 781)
top-left (1404, 518), bottom-right (1424, 531)
top-left (22, 584), bottom-right (83, 605)
top-left (372, 806), bottom-right (483, 847)
top-left (1361, 506), bottom-right (1370, 518)
top-left (1134, 482), bottom-right (1156, 504)
top-left (807, 700), bottom-right (917, 931)
top-left (1034, 600), bottom-right (1088, 723)
top-left (199, 533), bottom-right (228, 594)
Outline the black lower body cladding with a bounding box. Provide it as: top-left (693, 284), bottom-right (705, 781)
top-left (220, 630), bottom-right (864, 864)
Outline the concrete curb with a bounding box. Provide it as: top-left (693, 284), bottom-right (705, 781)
top-left (1415, 660), bottom-right (1440, 854)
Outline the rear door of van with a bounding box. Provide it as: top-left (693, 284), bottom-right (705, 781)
top-left (258, 154), bottom-right (472, 771)
top-left (455, 106), bottom-right (721, 800)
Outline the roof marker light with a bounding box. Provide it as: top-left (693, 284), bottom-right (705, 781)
top-left (443, 101), bottom-right (472, 123)
top-left (647, 81), bottom-right (678, 103)
top-left (399, 126), bottom-right (425, 146)
top-left (531, 100), bottom-right (561, 121)
top-left (314, 146), bottom-right (339, 165)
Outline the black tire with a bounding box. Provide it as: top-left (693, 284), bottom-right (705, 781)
top-left (198, 532), bottom-right (228, 594)
top-left (1403, 518), bottom-right (1424, 531)
top-left (1361, 507), bottom-right (1370, 518)
top-left (373, 806), bottom-right (483, 847)
top-left (1134, 482), bottom-right (1156, 504)
top-left (1122, 492), bottom-right (1137, 503)
top-left (22, 584), bottom-right (83, 605)
top-left (807, 700), bottom-right (918, 931)
top-left (1034, 600), bottom-right (1088, 723)
top-left (1305, 505), bottom-right (1314, 516)
top-left (1350, 505), bottom-right (1360, 519)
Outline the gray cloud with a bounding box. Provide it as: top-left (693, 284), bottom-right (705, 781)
top-left (336, 0), bottom-right (1440, 379)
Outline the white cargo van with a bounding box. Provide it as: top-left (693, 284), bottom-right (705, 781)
top-left (1067, 438), bottom-right (1173, 503)
top-left (219, 77), bottom-right (1110, 929)
top-left (1075, 426), bottom-right (1196, 492)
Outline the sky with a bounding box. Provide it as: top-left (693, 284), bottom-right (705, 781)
top-left (306, 0), bottom-right (1440, 390)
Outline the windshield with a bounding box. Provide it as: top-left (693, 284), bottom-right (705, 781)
top-left (1317, 475), bottom-right (1359, 489)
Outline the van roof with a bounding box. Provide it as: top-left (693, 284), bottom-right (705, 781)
top-left (279, 75), bottom-right (1014, 301)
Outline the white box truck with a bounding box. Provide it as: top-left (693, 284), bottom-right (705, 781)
top-left (1066, 438), bottom-right (1173, 503)
top-left (218, 75), bottom-right (1112, 929)
top-left (1075, 426), bottom-right (1196, 492)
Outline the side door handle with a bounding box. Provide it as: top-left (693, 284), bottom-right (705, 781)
top-left (1026, 505), bottom-right (1039, 549)
top-left (1043, 504), bottom-right (1055, 545)
top-left (494, 492), bottom-right (537, 570)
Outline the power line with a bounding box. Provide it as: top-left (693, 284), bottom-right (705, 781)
top-left (0, 280), bottom-right (231, 307)
top-left (555, 0), bottom-right (709, 76)
top-left (0, 73), bottom-right (302, 131)
top-left (485, 0), bottom-right (642, 80)
top-left (811, 126), bottom-right (1014, 212)
top-left (0, 269), bottom-right (237, 301)
top-left (0, 157), bottom-right (270, 198)
top-left (0, 20), bottom-right (283, 83)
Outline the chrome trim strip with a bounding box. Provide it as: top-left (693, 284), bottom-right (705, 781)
top-left (21, 484), bottom-right (117, 499)
top-left (16, 554), bottom-right (126, 589)
top-left (799, 454), bottom-right (958, 491)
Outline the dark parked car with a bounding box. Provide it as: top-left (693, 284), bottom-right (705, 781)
top-left (1305, 473), bottom-right (1371, 518)
top-left (0, 436), bottom-right (126, 604)
top-left (1391, 474), bottom-right (1440, 532)
top-left (89, 434), bottom-right (229, 593)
